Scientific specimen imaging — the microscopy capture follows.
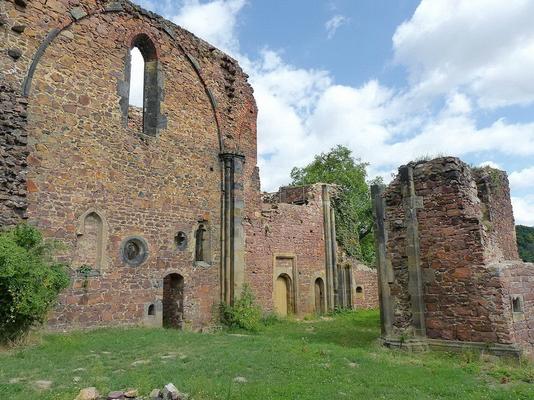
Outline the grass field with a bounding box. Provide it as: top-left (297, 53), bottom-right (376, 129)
top-left (0, 310), bottom-right (533, 399)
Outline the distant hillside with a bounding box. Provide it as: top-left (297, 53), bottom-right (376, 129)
top-left (516, 225), bottom-right (534, 262)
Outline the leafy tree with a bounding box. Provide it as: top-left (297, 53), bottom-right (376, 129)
top-left (516, 225), bottom-right (534, 262)
top-left (0, 225), bottom-right (70, 343)
top-left (290, 145), bottom-right (379, 265)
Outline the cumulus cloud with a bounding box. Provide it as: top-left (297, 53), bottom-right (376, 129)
top-left (170, 0), bottom-right (246, 55)
top-left (512, 196), bottom-right (534, 227)
top-left (325, 15), bottom-right (349, 39)
top-left (510, 166), bottom-right (534, 191)
top-left (393, 0), bottom-right (534, 108)
top-left (479, 161), bottom-right (502, 169)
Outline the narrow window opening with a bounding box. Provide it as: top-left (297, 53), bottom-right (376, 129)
top-left (128, 46), bottom-right (144, 131)
top-left (147, 304), bottom-right (155, 316)
top-left (512, 296), bottom-right (523, 313)
top-left (126, 34), bottom-right (160, 136)
top-left (195, 224), bottom-right (207, 262)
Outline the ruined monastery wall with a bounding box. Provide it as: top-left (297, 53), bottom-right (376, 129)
top-left (375, 157), bottom-right (534, 355)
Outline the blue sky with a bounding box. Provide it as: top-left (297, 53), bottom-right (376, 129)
top-left (134, 0), bottom-right (534, 226)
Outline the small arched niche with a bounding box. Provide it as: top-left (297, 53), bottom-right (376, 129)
top-left (194, 221), bottom-right (212, 266)
top-left (314, 277), bottom-right (326, 315)
top-left (75, 209), bottom-right (108, 272)
top-left (126, 33), bottom-right (162, 136)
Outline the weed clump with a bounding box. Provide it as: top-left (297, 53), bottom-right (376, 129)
top-left (220, 284), bottom-right (262, 332)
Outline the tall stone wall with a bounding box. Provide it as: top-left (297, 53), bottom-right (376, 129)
top-left (1, 0), bottom-right (257, 330)
top-left (374, 157), bottom-right (534, 356)
top-left (0, 83), bottom-right (28, 226)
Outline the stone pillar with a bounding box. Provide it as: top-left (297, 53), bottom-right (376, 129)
top-left (220, 153), bottom-right (246, 305)
top-left (399, 166), bottom-right (426, 337)
top-left (371, 184), bottom-right (393, 337)
top-left (322, 185), bottom-right (337, 311)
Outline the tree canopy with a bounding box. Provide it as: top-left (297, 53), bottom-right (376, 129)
top-left (290, 145), bottom-right (378, 265)
top-left (516, 225), bottom-right (534, 262)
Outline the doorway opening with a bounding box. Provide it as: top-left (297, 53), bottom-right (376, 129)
top-left (163, 273), bottom-right (184, 329)
top-left (274, 274), bottom-right (293, 317)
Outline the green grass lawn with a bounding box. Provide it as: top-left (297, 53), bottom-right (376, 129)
top-left (0, 310), bottom-right (533, 399)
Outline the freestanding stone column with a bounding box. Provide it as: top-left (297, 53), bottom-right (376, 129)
top-left (371, 184), bottom-right (393, 337)
top-left (220, 153), bottom-right (246, 305)
top-left (322, 184), bottom-right (337, 311)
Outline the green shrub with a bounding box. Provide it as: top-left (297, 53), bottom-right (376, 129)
top-left (261, 312), bottom-right (281, 326)
top-left (0, 225), bottom-right (70, 344)
top-left (220, 284), bottom-right (262, 332)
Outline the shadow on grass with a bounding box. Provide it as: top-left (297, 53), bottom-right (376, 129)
top-left (261, 309), bottom-right (381, 349)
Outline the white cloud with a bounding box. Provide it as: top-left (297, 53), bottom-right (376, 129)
top-left (479, 161), bottom-right (501, 169)
top-left (512, 196), bottom-right (534, 227)
top-left (325, 15), bottom-right (349, 39)
top-left (170, 0), bottom-right (246, 55)
top-left (510, 166), bottom-right (534, 191)
top-left (393, 0), bottom-right (534, 108)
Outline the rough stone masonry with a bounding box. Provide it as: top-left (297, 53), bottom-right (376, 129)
top-left (372, 157), bottom-right (534, 357)
top-left (0, 0), bottom-right (377, 330)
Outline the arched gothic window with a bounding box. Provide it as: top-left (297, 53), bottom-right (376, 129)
top-left (127, 34), bottom-right (162, 136)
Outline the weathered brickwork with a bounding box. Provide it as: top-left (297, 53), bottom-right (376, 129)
top-left (374, 157), bottom-right (534, 356)
top-left (246, 184), bottom-right (378, 315)
top-left (1, 0), bottom-right (378, 330)
top-left (0, 83), bottom-right (28, 226)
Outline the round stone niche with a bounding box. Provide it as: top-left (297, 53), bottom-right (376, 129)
top-left (121, 236), bottom-right (149, 267)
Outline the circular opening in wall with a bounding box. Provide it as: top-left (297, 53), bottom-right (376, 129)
top-left (175, 231), bottom-right (187, 251)
top-left (356, 286), bottom-right (363, 293)
top-left (121, 236), bottom-right (148, 267)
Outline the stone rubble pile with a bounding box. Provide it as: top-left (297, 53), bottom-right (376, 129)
top-left (74, 383), bottom-right (189, 400)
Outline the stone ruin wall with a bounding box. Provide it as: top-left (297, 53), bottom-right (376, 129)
top-left (1, 0), bottom-right (257, 330)
top-left (473, 168), bottom-right (520, 262)
top-left (0, 83), bottom-right (28, 226)
top-left (246, 185), bottom-right (329, 315)
top-left (246, 184), bottom-right (379, 314)
top-left (379, 157), bottom-right (533, 354)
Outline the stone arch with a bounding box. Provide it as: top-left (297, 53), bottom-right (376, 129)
top-left (75, 209), bottom-right (109, 272)
top-left (274, 273), bottom-right (294, 317)
top-left (20, 3), bottom-right (224, 151)
top-left (314, 277), bottom-right (326, 314)
top-left (163, 273), bottom-right (185, 329)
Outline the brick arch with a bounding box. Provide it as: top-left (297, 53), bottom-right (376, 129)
top-left (21, 2), bottom-right (223, 151)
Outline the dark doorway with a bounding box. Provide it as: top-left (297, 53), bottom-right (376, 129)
top-left (314, 277), bottom-right (326, 314)
top-left (163, 273), bottom-right (184, 329)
